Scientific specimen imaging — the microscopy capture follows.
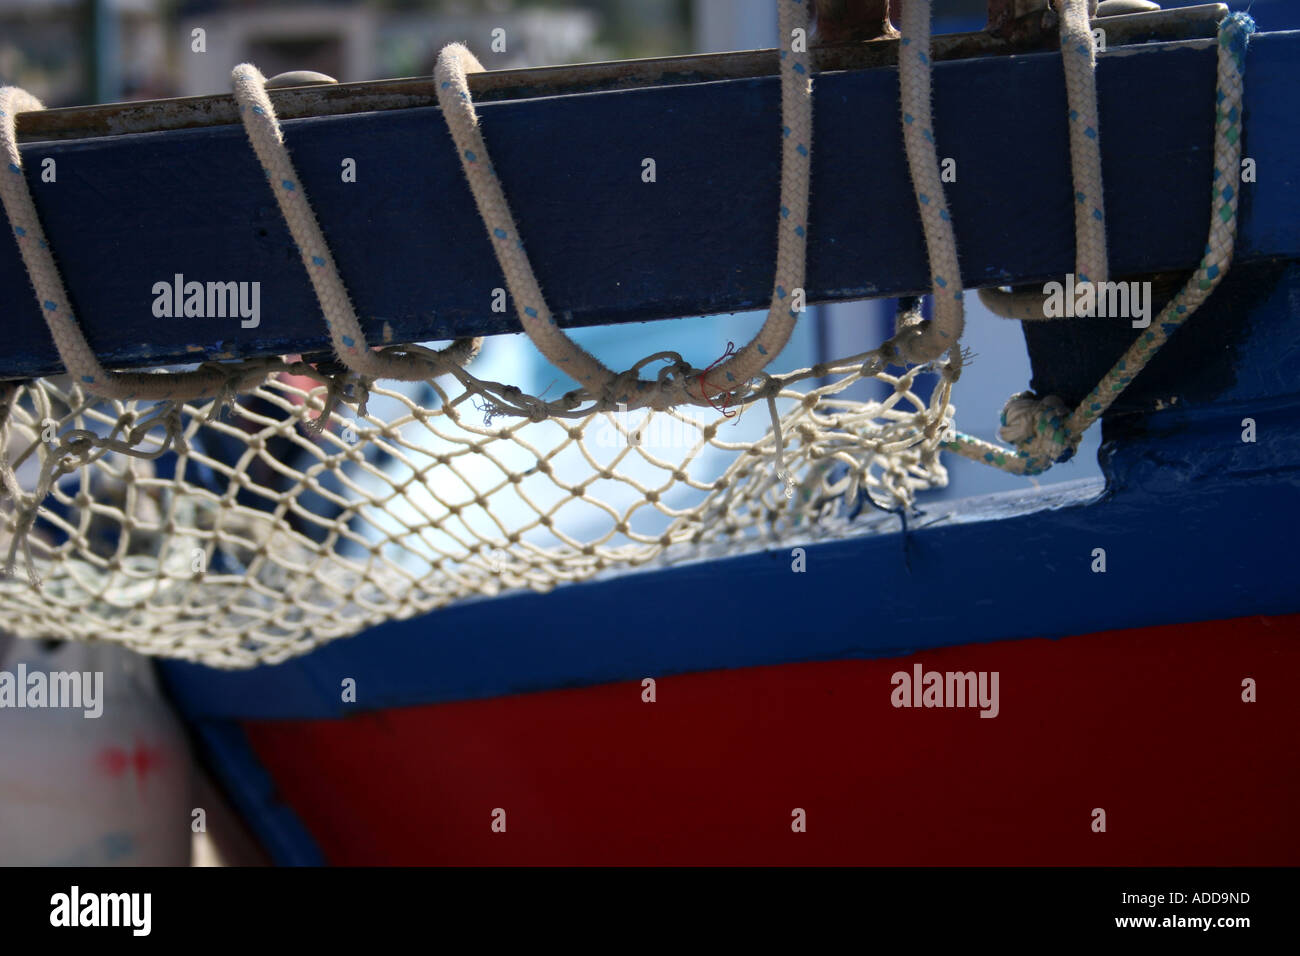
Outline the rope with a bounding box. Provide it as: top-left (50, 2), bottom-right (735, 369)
top-left (886, 0), bottom-right (1106, 369)
top-left (0, 78), bottom-right (480, 406)
top-left (0, 0), bottom-right (815, 415)
top-left (1058, 0), bottom-right (1109, 286)
top-left (230, 64), bottom-right (482, 386)
top-left (0, 88), bottom-right (267, 402)
top-left (433, 0), bottom-right (815, 411)
top-left (976, 0), bottom-right (1108, 322)
top-left (944, 12), bottom-right (1256, 475)
top-left (886, 0), bottom-right (964, 369)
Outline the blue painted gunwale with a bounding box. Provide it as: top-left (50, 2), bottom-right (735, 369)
top-left (2, 31), bottom-right (1298, 380)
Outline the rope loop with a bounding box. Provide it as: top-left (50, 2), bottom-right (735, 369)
top-left (887, 2), bottom-right (965, 367)
top-left (433, 0), bottom-right (814, 410)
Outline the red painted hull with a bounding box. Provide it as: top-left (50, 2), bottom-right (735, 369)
top-left (243, 615), bottom-right (1300, 865)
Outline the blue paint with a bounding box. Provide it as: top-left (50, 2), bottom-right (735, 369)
top-left (189, 721), bottom-right (325, 865)
top-left (2, 33), bottom-right (1298, 379)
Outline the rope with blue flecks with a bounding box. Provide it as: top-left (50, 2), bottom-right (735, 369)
top-left (433, 0), bottom-right (815, 412)
top-left (941, 11), bottom-right (1255, 476)
top-left (884, 0), bottom-right (965, 370)
top-left (0, 77), bottom-right (480, 405)
top-left (1059, 0), bottom-right (1109, 288)
top-left (885, 0), bottom-right (1108, 376)
top-left (230, 63), bottom-right (484, 389)
top-left (1, 0), bottom-right (815, 419)
top-left (0, 88), bottom-right (277, 403)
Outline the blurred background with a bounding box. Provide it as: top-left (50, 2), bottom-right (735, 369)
top-left (2, 1), bottom-right (1288, 109)
top-left (0, 0), bottom-right (700, 107)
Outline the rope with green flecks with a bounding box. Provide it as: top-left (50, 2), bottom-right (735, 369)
top-left (943, 11), bottom-right (1255, 476)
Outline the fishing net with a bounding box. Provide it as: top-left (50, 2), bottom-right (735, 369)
top-left (0, 356), bottom-right (952, 667)
top-left (0, 0), bottom-right (963, 668)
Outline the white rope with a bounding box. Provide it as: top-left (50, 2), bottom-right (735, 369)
top-left (0, 77), bottom-right (481, 407)
top-left (1058, 0), bottom-right (1109, 286)
top-left (230, 65), bottom-right (483, 386)
top-left (433, 0), bottom-right (815, 411)
top-left (0, 88), bottom-right (269, 402)
top-left (887, 0), bottom-right (965, 368)
top-left (887, 0), bottom-right (1108, 369)
top-left (895, 4), bottom-right (1254, 476)
top-left (1, 1), bottom-right (815, 417)
top-left (975, 0), bottom-right (1108, 319)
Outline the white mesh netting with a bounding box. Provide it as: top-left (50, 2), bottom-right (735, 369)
top-left (0, 354), bottom-right (955, 666)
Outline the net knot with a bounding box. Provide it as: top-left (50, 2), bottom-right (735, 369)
top-left (524, 397), bottom-right (550, 423)
top-left (754, 374), bottom-right (783, 402)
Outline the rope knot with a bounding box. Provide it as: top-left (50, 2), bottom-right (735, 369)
top-left (998, 391), bottom-right (1077, 469)
top-left (597, 368), bottom-right (645, 413)
top-left (885, 299), bottom-right (944, 366)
